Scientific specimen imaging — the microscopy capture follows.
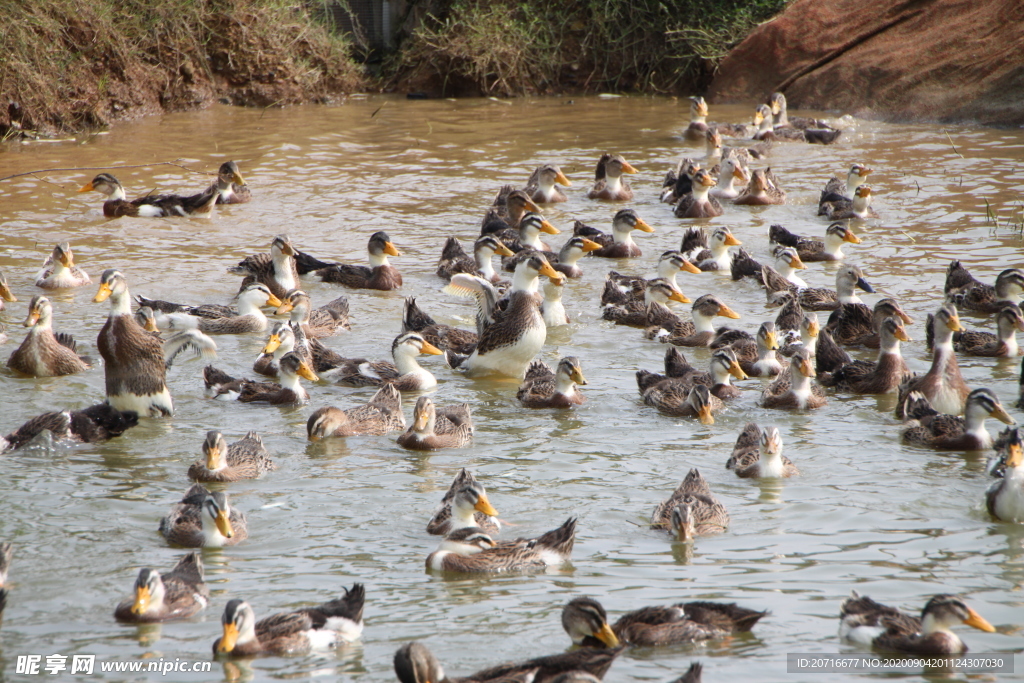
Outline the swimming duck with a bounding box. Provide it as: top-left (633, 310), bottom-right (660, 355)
top-left (588, 154), bottom-right (637, 201)
top-left (517, 357), bottom-right (587, 408)
top-left (986, 429), bottom-right (1024, 521)
top-left (826, 297), bottom-right (913, 348)
top-left (605, 251), bottom-right (701, 303)
top-left (443, 255), bottom-right (561, 378)
top-left (93, 270), bottom-right (172, 417)
top-left (33, 242), bottom-right (91, 289)
top-left (781, 312), bottom-right (820, 358)
top-left (400, 297), bottom-right (479, 356)
top-left (839, 592), bottom-right (995, 654)
top-left (710, 156), bottom-right (751, 200)
top-left (646, 293), bottom-right (741, 347)
top-left (954, 304), bottom-right (1024, 357)
top-left (503, 235), bottom-right (602, 277)
top-left (821, 186), bottom-right (876, 220)
top-left (730, 246), bottom-right (807, 288)
top-left (819, 165), bottom-right (871, 214)
top-left (704, 128), bottom-right (767, 169)
top-left (651, 468), bottom-right (729, 540)
top-left (397, 396), bottom-right (474, 451)
top-left (715, 321), bottom-right (784, 377)
top-left (187, 430), bottom-right (275, 482)
top-left (0, 403), bottom-right (138, 454)
top-left (6, 296), bottom-right (89, 377)
top-left (214, 585), bottom-right (364, 656)
top-left (773, 291), bottom-right (806, 333)
top-left (0, 270), bottom-right (15, 312)
top-left (210, 160), bottom-right (250, 204)
top-left (524, 164), bottom-right (572, 203)
top-left (159, 484), bottom-right (247, 548)
top-left (768, 92), bottom-right (834, 130)
top-left (490, 213), bottom-right (562, 257)
top-left (798, 264), bottom-right (874, 312)
top-left (540, 276), bottom-right (569, 327)
top-left (253, 322), bottom-right (310, 376)
top-left (228, 235), bottom-right (300, 299)
top-left (562, 596), bottom-right (765, 649)
top-left (436, 235), bottom-right (514, 282)
top-left (316, 231), bottom-right (403, 290)
top-left (571, 209), bottom-right (654, 258)
top-left (78, 173), bottom-right (217, 218)
top-left (901, 388), bottom-right (1014, 450)
top-left (770, 222), bottom-right (861, 262)
top-left (602, 278), bottom-right (689, 327)
top-left (160, 283), bottom-right (281, 335)
top-left (306, 384), bottom-right (406, 439)
top-left (820, 317), bottom-right (912, 393)
top-left (319, 331), bottom-right (441, 390)
top-left (734, 168), bottom-right (786, 206)
top-left (944, 263), bottom-right (1024, 314)
top-left (759, 99), bottom-right (841, 144)
top-left (394, 640), bottom-right (622, 683)
top-left (425, 518), bottom-right (577, 573)
top-left (114, 552), bottom-right (208, 623)
top-left (639, 348), bottom-right (746, 401)
top-left (682, 96), bottom-right (711, 142)
top-left (760, 348), bottom-right (827, 410)
top-left (639, 381), bottom-right (722, 424)
top-left (673, 169), bottom-right (723, 218)
top-left (275, 290), bottom-right (350, 338)
top-left (895, 304), bottom-right (969, 417)
top-left (426, 474), bottom-right (501, 536)
top-left (203, 352), bottom-right (318, 405)
top-left (481, 189), bottom-right (542, 233)
top-left (680, 227), bottom-right (742, 271)
top-left (727, 424), bottom-right (799, 478)
top-left (661, 157), bottom-right (703, 203)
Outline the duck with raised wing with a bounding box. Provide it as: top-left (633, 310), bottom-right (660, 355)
top-left (34, 242), bottom-right (91, 289)
top-left (187, 431), bottom-right (275, 482)
top-left (306, 384), bottom-right (406, 439)
top-left (769, 222), bottom-right (861, 262)
top-left (159, 484), bottom-right (247, 548)
top-left (400, 297), bottom-right (479, 356)
top-left (651, 469), bottom-right (729, 541)
top-left (588, 153), bottom-right (637, 201)
top-left (518, 357), bottom-right (587, 408)
top-left (6, 296), bottom-right (89, 377)
top-left (78, 173), bottom-right (217, 218)
top-left (114, 553), bottom-right (208, 623)
top-left (727, 423), bottom-right (799, 478)
top-left (901, 388), bottom-right (1014, 450)
top-left (397, 396), bottom-right (473, 451)
top-left (134, 306), bottom-right (220, 368)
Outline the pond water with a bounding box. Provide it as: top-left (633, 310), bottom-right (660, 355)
top-left (0, 95), bottom-right (1022, 682)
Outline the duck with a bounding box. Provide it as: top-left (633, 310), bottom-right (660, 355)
top-left (730, 246), bottom-right (807, 288)
top-left (561, 596), bottom-right (765, 648)
top-left (426, 473), bottom-right (501, 536)
top-left (214, 585), bottom-right (364, 656)
top-left (275, 289), bottom-right (350, 339)
top-left (525, 164), bottom-right (572, 203)
top-left (798, 264), bottom-right (874, 312)
top-left (821, 186), bottom-right (876, 220)
top-left (203, 352), bottom-right (319, 405)
top-left (759, 99), bottom-right (841, 144)
top-left (901, 388), bottom-right (1014, 450)
top-left (661, 157), bottom-right (703, 203)
top-left (819, 317), bottom-right (912, 393)
top-left (760, 348), bottom-right (827, 409)
top-left (254, 322), bottom-right (310, 376)
top-left (0, 270), bottom-right (16, 312)
top-left (944, 263), bottom-right (1024, 314)
top-left (443, 255), bottom-right (561, 378)
top-left (541, 276), bottom-right (569, 327)
top-left (503, 235), bottom-right (602, 277)
top-left (114, 552), bottom-right (208, 623)
top-left (954, 304), bottom-right (1024, 357)
top-left (481, 188), bottom-right (543, 233)
top-left (646, 293), bottom-right (741, 346)
top-left (133, 306), bottom-right (220, 368)
top-left (209, 160), bottom-right (250, 204)
top-left (436, 235), bottom-right (514, 282)
top-left (78, 173), bottom-right (217, 218)
top-left (0, 403), bottom-right (138, 454)
top-left (733, 167), bottom-right (786, 206)
top-left (187, 430), bottom-right (275, 482)
top-left (319, 331), bottom-right (441, 390)
top-left (769, 92), bottom-right (835, 131)
top-left (307, 384), bottom-right (406, 439)
top-left (715, 321), bottom-right (784, 377)
top-left (425, 518), bottom-right (577, 573)
top-left (770, 222), bottom-right (861, 262)
top-left (316, 231), bottom-right (402, 290)
top-left (602, 278), bottom-right (689, 327)
top-left (650, 468), bottom-right (729, 540)
top-left (159, 283), bottom-right (281, 335)
top-left (491, 213), bottom-right (562, 257)
top-left (704, 127), bottom-right (767, 169)
top-left (400, 297), bottom-right (479, 356)
top-left (159, 484), bottom-right (247, 548)
top-left (588, 153), bottom-right (637, 200)
top-left (394, 640), bottom-right (622, 683)
top-left (727, 423), bottom-right (799, 478)
top-left (839, 592), bottom-right (995, 654)
top-left (397, 396), bottom-right (474, 451)
top-left (773, 292), bottom-right (805, 333)
top-left (571, 209), bottom-right (654, 258)
top-left (517, 357), bottom-right (587, 407)
top-left (680, 226), bottom-right (742, 271)
top-left (895, 304), bottom-right (970, 417)
top-left (6, 296), bottom-right (90, 377)
top-left (682, 96), bottom-right (711, 142)
top-left (639, 381), bottom-right (722, 424)
top-left (986, 429), bottom-right (1024, 521)
top-left (93, 270), bottom-right (172, 417)
top-left (819, 164), bottom-right (871, 214)
top-left (33, 242), bottom-right (91, 289)
top-left (827, 297), bottom-right (913, 348)
top-left (228, 235), bottom-right (300, 299)
top-left (605, 251), bottom-right (701, 303)
top-left (673, 169), bottom-right (723, 218)
top-left (781, 312), bottom-right (821, 358)
top-left (710, 156), bottom-right (751, 200)
top-left (642, 347), bottom-right (746, 400)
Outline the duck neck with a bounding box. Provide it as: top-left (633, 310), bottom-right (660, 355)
top-left (836, 279), bottom-right (862, 305)
top-left (851, 193), bottom-right (870, 215)
top-left (692, 183), bottom-right (712, 204)
top-left (878, 335), bottom-right (902, 360)
top-left (202, 512), bottom-right (229, 546)
top-left (555, 371), bottom-right (578, 397)
top-left (274, 336), bottom-right (295, 361)
top-left (450, 501), bottom-right (478, 529)
top-left (603, 173), bottom-right (623, 195)
top-left (823, 232), bottom-right (846, 258)
top-left (716, 173), bottom-right (738, 195)
top-left (705, 140), bottom-right (722, 161)
top-left (32, 308), bottom-right (54, 334)
top-left (237, 295), bottom-right (266, 318)
top-left (774, 106), bottom-right (789, 127)
top-left (711, 363), bottom-right (732, 387)
top-left (558, 245), bottom-right (583, 267)
top-left (512, 267), bottom-right (540, 294)
top-left (998, 317), bottom-right (1019, 355)
top-left (369, 252), bottom-right (391, 268)
top-left (109, 289), bottom-right (132, 318)
top-left (272, 252), bottom-right (297, 290)
top-left (279, 370), bottom-right (304, 394)
top-left (475, 249), bottom-right (497, 279)
top-left (758, 343), bottom-right (778, 364)
top-left (692, 309), bottom-right (716, 334)
top-left (963, 405), bottom-right (991, 441)
top-left (611, 224), bottom-right (635, 247)
top-left (109, 185), bottom-right (127, 201)
top-left (846, 172), bottom-right (866, 196)
top-left (394, 348), bottom-right (426, 376)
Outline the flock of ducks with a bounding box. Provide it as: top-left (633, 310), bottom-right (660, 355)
top-left (0, 90), bottom-right (1021, 680)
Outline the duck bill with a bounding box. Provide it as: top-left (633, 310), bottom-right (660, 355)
top-left (215, 511), bottom-right (234, 538)
top-left (765, 331), bottom-right (780, 350)
top-left (524, 198), bottom-right (542, 213)
top-left (991, 404), bottom-right (1015, 425)
top-left (897, 310), bottom-right (914, 324)
top-left (59, 251), bottom-right (74, 268)
top-left (384, 242), bottom-right (401, 257)
top-left (753, 111), bottom-right (764, 125)
top-left (217, 623), bottom-right (239, 653)
top-left (419, 341), bottom-right (443, 356)
top-left (675, 522), bottom-right (694, 542)
top-left (594, 623), bottom-right (620, 648)
top-left (297, 362), bottom-right (320, 382)
top-left (265, 293), bottom-right (283, 308)
top-left (414, 410), bottom-right (429, 431)
top-left (262, 335), bottom-right (281, 354)
top-left (1005, 442), bottom-right (1023, 468)
top-left (278, 242), bottom-right (297, 256)
top-left (894, 327), bottom-right (911, 342)
top-left (231, 172), bottom-right (246, 185)
top-left (963, 608), bottom-right (996, 633)
top-left (143, 317), bottom-right (159, 333)
top-left (93, 282), bottom-right (113, 303)
top-left (718, 304), bottom-right (741, 319)
top-left (733, 166), bottom-right (750, 182)
top-left (78, 181), bottom-right (95, 193)
top-left (789, 255), bottom-right (807, 270)
top-left (770, 100), bottom-right (781, 115)
top-left (539, 219), bottom-right (561, 235)
top-left (807, 319), bottom-right (820, 337)
top-left (855, 277), bottom-right (874, 293)
top-left (858, 167), bottom-right (873, 177)
top-left (723, 233), bottom-right (742, 246)
top-left (131, 585), bottom-right (151, 615)
top-left (633, 217), bottom-right (655, 233)
top-left (571, 369), bottom-right (588, 386)
top-left (204, 445), bottom-right (222, 470)
top-left (537, 261), bottom-right (561, 280)
top-left (275, 300), bottom-right (294, 315)
top-left (494, 243), bottom-right (515, 257)
top-left (581, 238), bottom-right (603, 253)
top-left (0, 282), bottom-right (15, 302)
top-left (844, 231), bottom-right (862, 244)
top-left (946, 315), bottom-right (963, 332)
top-left (680, 260), bottom-right (701, 274)
top-left (729, 362), bottom-right (748, 380)
top-left (554, 169), bottom-right (572, 186)
top-left (475, 495), bottom-right (499, 517)
top-left (801, 359), bottom-right (817, 377)
top-left (23, 310), bottom-right (40, 327)
top-left (698, 405), bottom-right (714, 425)
top-left (621, 162), bottom-right (638, 174)
top-left (669, 290), bottom-right (691, 304)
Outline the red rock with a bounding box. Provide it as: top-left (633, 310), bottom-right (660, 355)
top-left (707, 0), bottom-right (1024, 127)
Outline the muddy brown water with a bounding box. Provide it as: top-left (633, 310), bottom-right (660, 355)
top-left (0, 96), bottom-right (1022, 682)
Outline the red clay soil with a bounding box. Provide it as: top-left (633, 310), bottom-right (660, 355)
top-left (707, 0), bottom-right (1024, 127)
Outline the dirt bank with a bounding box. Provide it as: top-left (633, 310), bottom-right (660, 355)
top-left (707, 0), bottom-right (1024, 127)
